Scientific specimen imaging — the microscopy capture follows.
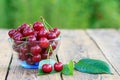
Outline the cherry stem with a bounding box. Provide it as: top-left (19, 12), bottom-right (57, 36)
top-left (49, 45), bottom-right (57, 62)
top-left (44, 20), bottom-right (53, 30)
top-left (40, 16), bottom-right (53, 30)
top-left (29, 24), bottom-right (33, 28)
top-left (47, 46), bottom-right (51, 59)
top-left (40, 17), bottom-right (49, 31)
top-left (22, 36), bottom-right (29, 40)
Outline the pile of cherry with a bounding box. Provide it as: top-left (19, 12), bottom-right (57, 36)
top-left (8, 20), bottom-right (61, 67)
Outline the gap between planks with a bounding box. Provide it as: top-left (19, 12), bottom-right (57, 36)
top-left (0, 30), bottom-right (12, 80)
top-left (86, 29), bottom-right (120, 76)
top-left (85, 30), bottom-right (120, 76)
top-left (58, 30), bottom-right (120, 80)
top-left (5, 54), bottom-right (13, 80)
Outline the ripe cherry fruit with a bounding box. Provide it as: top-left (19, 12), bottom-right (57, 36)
top-left (23, 27), bottom-right (34, 37)
top-left (33, 22), bottom-right (44, 31)
top-left (42, 64), bottom-right (52, 73)
top-left (39, 37), bottom-right (49, 48)
top-left (8, 29), bottom-right (16, 38)
top-left (38, 28), bottom-right (48, 38)
top-left (54, 62), bottom-right (63, 72)
top-left (17, 23), bottom-right (29, 33)
top-left (26, 57), bottom-right (34, 65)
top-left (32, 54), bottom-right (41, 62)
top-left (30, 45), bottom-right (41, 55)
top-left (47, 32), bottom-right (56, 39)
top-left (54, 28), bottom-right (60, 37)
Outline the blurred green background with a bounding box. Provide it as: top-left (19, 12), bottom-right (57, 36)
top-left (0, 0), bottom-right (120, 29)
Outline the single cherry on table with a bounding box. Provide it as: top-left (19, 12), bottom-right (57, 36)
top-left (42, 64), bottom-right (53, 73)
top-left (54, 62), bottom-right (63, 72)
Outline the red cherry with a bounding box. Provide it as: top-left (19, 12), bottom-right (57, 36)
top-left (39, 37), bottom-right (49, 48)
top-left (50, 42), bottom-right (57, 50)
top-left (26, 58), bottom-right (34, 65)
top-left (27, 35), bottom-right (37, 46)
top-left (18, 53), bottom-right (26, 61)
top-left (40, 48), bottom-right (46, 54)
top-left (49, 29), bottom-right (54, 32)
top-left (41, 53), bottom-right (48, 59)
top-left (30, 45), bottom-right (41, 55)
top-left (33, 22), bottom-right (44, 31)
top-left (38, 29), bottom-right (48, 38)
top-left (54, 62), bottom-right (63, 72)
top-left (32, 54), bottom-right (41, 62)
top-left (20, 45), bottom-right (29, 54)
top-left (13, 31), bottom-right (23, 41)
top-left (23, 28), bottom-right (34, 36)
top-left (41, 51), bottom-right (52, 59)
top-left (42, 64), bottom-right (52, 73)
top-left (17, 23), bottom-right (30, 33)
top-left (8, 29), bottom-right (16, 38)
top-left (47, 32), bottom-right (56, 39)
top-left (13, 45), bottom-right (20, 52)
top-left (14, 40), bottom-right (23, 45)
top-left (34, 31), bottom-right (39, 40)
top-left (28, 35), bottom-right (36, 42)
top-left (54, 28), bottom-right (60, 37)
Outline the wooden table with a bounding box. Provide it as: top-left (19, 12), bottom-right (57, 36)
top-left (0, 29), bottom-right (120, 80)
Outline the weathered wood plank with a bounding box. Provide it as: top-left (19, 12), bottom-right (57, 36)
top-left (87, 29), bottom-right (120, 76)
top-left (0, 30), bottom-right (12, 80)
top-left (7, 54), bottom-right (61, 80)
top-left (57, 30), bottom-right (120, 80)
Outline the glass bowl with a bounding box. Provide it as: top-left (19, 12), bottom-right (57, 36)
top-left (8, 37), bottom-right (61, 69)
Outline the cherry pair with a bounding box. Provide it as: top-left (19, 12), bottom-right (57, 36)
top-left (42, 62), bottom-right (63, 73)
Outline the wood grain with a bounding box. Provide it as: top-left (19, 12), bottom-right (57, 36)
top-left (57, 30), bottom-right (120, 80)
top-left (87, 29), bottom-right (120, 76)
top-left (1, 29), bottom-right (120, 80)
top-left (7, 54), bottom-right (61, 80)
top-left (0, 30), bottom-right (12, 80)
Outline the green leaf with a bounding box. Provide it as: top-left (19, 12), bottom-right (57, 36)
top-left (62, 60), bottom-right (74, 75)
top-left (75, 58), bottom-right (112, 74)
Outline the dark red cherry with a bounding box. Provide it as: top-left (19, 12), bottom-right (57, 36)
top-left (20, 45), bottom-right (29, 54)
top-left (42, 64), bottom-right (52, 73)
top-left (26, 58), bottom-right (34, 65)
top-left (33, 22), bottom-right (44, 31)
top-left (23, 28), bottom-right (34, 36)
top-left (54, 62), bottom-right (63, 72)
top-left (8, 29), bottom-right (16, 38)
top-left (41, 53), bottom-right (48, 59)
top-left (13, 45), bottom-right (20, 52)
top-left (27, 35), bottom-right (37, 46)
top-left (47, 32), bottom-right (56, 39)
top-left (30, 45), bottom-right (41, 55)
top-left (39, 37), bottom-right (49, 48)
top-left (54, 28), bottom-right (60, 37)
top-left (38, 28), bottom-right (48, 38)
top-left (50, 42), bottom-right (57, 50)
top-left (13, 31), bottom-right (23, 41)
top-left (18, 53), bottom-right (26, 61)
top-left (17, 23), bottom-right (30, 33)
top-left (32, 54), bottom-right (41, 62)
top-left (28, 35), bottom-right (36, 42)
top-left (14, 40), bottom-right (23, 45)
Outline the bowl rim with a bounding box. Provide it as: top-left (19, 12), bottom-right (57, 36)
top-left (8, 36), bottom-right (61, 44)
